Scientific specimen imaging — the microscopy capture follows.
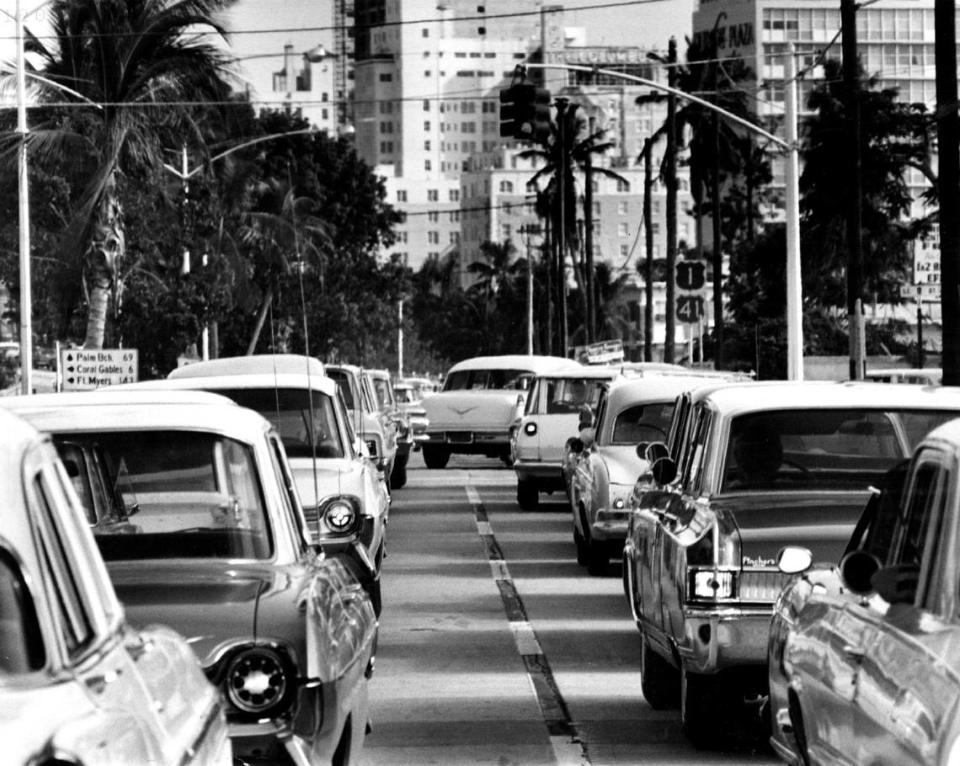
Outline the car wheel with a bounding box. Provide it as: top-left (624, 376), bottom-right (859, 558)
top-left (577, 504), bottom-right (608, 576)
top-left (640, 632), bottom-right (679, 710)
top-left (517, 479), bottom-right (539, 510)
top-left (422, 445), bottom-right (450, 469)
top-left (390, 460), bottom-right (407, 489)
top-left (681, 668), bottom-right (722, 748)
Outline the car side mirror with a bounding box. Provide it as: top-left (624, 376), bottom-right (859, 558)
top-left (777, 546), bottom-right (813, 575)
top-left (839, 549), bottom-right (882, 596)
top-left (870, 562), bottom-right (919, 604)
top-left (650, 456), bottom-right (677, 485)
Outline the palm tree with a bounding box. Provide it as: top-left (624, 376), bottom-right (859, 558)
top-left (19, 0), bottom-right (236, 349)
top-left (520, 104), bottom-right (627, 353)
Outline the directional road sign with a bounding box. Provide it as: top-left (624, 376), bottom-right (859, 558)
top-left (676, 295), bottom-right (705, 324)
top-left (676, 260), bottom-right (707, 292)
top-left (61, 348), bottom-right (139, 390)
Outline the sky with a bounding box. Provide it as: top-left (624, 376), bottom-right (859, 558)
top-left (0, 0), bottom-right (696, 103)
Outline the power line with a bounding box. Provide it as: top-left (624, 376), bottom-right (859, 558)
top-left (0, 0), bottom-right (676, 43)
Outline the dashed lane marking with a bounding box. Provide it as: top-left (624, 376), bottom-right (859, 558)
top-left (466, 485), bottom-right (591, 766)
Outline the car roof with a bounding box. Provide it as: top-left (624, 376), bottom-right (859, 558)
top-left (604, 375), bottom-right (725, 410)
top-left (1, 391), bottom-right (271, 438)
top-left (0, 406), bottom-right (44, 464)
top-left (118, 372), bottom-right (337, 396)
top-left (446, 355), bottom-right (582, 374)
top-left (168, 354), bottom-right (325, 379)
top-left (702, 380), bottom-right (960, 417)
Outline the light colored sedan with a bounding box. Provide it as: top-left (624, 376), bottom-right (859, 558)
top-left (132, 354), bottom-right (389, 614)
top-left (0, 405), bottom-right (231, 766)
top-left (568, 375), bottom-right (716, 574)
top-left (4, 390), bottom-right (378, 766)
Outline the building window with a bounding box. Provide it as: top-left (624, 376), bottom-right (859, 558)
top-left (428, 211), bottom-right (439, 222)
top-left (424, 120), bottom-right (431, 131)
top-left (618, 201), bottom-right (629, 215)
top-left (397, 190), bottom-right (407, 202)
top-left (428, 189), bottom-right (439, 202)
top-left (478, 26), bottom-right (486, 35)
top-left (425, 160), bottom-right (432, 171)
top-left (450, 232), bottom-right (460, 243)
top-left (500, 180), bottom-right (514, 193)
top-left (618, 222), bottom-right (629, 237)
top-left (652, 222), bottom-right (661, 235)
top-left (617, 179), bottom-right (630, 192)
top-left (428, 231), bottom-right (440, 244)
top-left (422, 28), bottom-right (429, 37)
top-left (620, 244), bottom-right (630, 258)
top-left (423, 100), bottom-right (430, 111)
top-left (449, 189), bottom-right (460, 201)
top-left (378, 73), bottom-right (393, 82)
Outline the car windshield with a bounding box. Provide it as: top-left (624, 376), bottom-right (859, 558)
top-left (395, 387), bottom-right (416, 404)
top-left (56, 431), bottom-right (273, 561)
top-left (444, 368), bottom-right (533, 391)
top-left (327, 369), bottom-right (355, 409)
top-left (610, 401), bottom-right (675, 444)
top-left (216, 387), bottom-right (344, 459)
top-left (721, 408), bottom-right (960, 492)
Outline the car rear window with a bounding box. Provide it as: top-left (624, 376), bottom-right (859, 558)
top-left (58, 431), bottom-right (274, 561)
top-left (722, 408), bottom-right (960, 492)
top-left (444, 369), bottom-right (532, 391)
top-left (611, 401), bottom-right (675, 444)
top-left (216, 387), bottom-right (344, 459)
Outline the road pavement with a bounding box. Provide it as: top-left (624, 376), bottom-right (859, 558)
top-left (360, 452), bottom-right (780, 766)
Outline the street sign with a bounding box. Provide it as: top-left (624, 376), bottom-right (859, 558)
top-left (61, 348), bottom-right (139, 390)
top-left (900, 283), bottom-right (941, 302)
top-left (676, 295), bottom-right (704, 324)
top-left (676, 260), bottom-right (707, 291)
top-left (913, 240), bottom-right (940, 285)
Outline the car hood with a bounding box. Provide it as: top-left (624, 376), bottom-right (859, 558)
top-left (107, 560), bottom-right (298, 667)
top-left (288, 456), bottom-right (362, 507)
top-left (422, 390), bottom-right (522, 429)
top-left (711, 490), bottom-right (867, 568)
top-left (597, 445), bottom-right (647, 487)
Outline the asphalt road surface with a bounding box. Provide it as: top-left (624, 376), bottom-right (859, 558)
top-left (360, 451), bottom-right (781, 766)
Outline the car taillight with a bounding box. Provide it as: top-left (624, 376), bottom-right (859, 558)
top-left (688, 568), bottom-right (738, 601)
top-left (224, 647), bottom-right (294, 718)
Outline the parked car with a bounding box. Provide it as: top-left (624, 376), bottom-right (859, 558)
top-left (0, 405), bottom-right (232, 766)
top-left (3, 390), bottom-right (379, 765)
top-left (394, 379), bottom-right (430, 447)
top-left (769, 415), bottom-right (960, 765)
top-left (138, 354), bottom-right (389, 614)
top-left (421, 354), bottom-right (582, 468)
top-left (327, 363), bottom-right (399, 488)
top-left (366, 368), bottom-right (413, 489)
top-left (512, 366), bottom-right (619, 510)
top-left (623, 381), bottom-right (960, 747)
top-left (568, 374), bottom-right (717, 574)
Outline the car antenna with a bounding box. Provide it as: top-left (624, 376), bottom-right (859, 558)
top-left (287, 160), bottom-right (324, 509)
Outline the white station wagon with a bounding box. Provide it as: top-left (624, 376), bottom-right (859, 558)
top-left (421, 354), bottom-right (582, 468)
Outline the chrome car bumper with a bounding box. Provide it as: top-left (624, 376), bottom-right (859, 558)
top-left (677, 606), bottom-right (773, 674)
top-left (590, 509), bottom-right (630, 541)
top-left (513, 459), bottom-right (565, 484)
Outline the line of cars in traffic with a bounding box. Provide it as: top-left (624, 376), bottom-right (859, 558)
top-left (0, 354), bottom-right (426, 766)
top-left (502, 354), bottom-right (960, 761)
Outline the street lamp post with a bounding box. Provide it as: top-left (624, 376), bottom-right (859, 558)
top-left (525, 62), bottom-right (804, 378)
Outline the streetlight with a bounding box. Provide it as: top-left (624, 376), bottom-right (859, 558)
top-left (526, 62), bottom-right (804, 379)
top-left (161, 127), bottom-right (318, 360)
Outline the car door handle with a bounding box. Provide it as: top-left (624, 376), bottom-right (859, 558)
top-left (843, 644), bottom-right (866, 662)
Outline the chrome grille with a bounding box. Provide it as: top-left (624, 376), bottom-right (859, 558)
top-left (739, 569), bottom-right (790, 603)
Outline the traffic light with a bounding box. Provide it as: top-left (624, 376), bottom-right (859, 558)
top-left (499, 84), bottom-right (552, 143)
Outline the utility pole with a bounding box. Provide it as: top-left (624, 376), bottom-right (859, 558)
top-left (936, 0), bottom-right (960, 385)
top-left (524, 225), bottom-right (534, 354)
top-left (556, 97), bottom-right (570, 357)
top-left (16, 0), bottom-right (32, 395)
top-left (397, 298), bottom-right (404, 377)
top-left (584, 117), bottom-right (596, 343)
top-left (841, 0), bottom-right (865, 380)
top-left (664, 37), bottom-right (678, 364)
top-left (710, 48), bottom-right (724, 369)
top-left (643, 139), bottom-right (654, 362)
